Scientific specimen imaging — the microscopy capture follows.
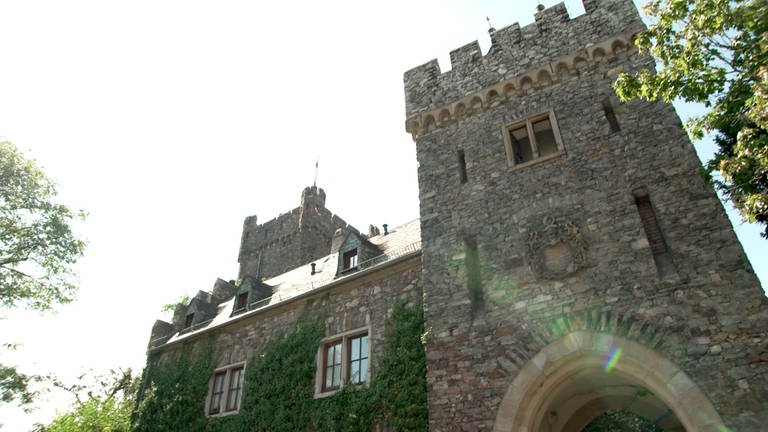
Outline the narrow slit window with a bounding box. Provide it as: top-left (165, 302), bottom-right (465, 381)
top-left (464, 237), bottom-right (484, 315)
top-left (457, 149), bottom-right (468, 183)
top-left (635, 193), bottom-right (666, 255)
top-left (634, 188), bottom-right (675, 276)
top-left (603, 99), bottom-right (620, 132)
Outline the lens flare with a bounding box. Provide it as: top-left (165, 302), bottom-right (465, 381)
top-left (602, 346), bottom-right (622, 373)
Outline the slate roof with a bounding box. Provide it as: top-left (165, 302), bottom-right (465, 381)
top-left (159, 218), bottom-right (421, 347)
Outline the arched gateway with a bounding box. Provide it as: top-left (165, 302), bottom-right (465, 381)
top-left (493, 331), bottom-right (724, 432)
top-left (405, 0), bottom-right (767, 430)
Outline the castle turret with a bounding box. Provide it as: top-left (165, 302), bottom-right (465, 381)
top-left (237, 186), bottom-right (351, 280)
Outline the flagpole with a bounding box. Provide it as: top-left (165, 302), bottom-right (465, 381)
top-left (313, 157), bottom-right (319, 187)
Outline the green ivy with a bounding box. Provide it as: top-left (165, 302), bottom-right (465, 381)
top-left (132, 302), bottom-right (428, 432)
top-left (209, 314), bottom-right (325, 432)
top-left (131, 342), bottom-right (214, 432)
top-left (372, 301), bottom-right (428, 431)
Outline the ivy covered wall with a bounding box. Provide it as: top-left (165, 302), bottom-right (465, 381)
top-left (131, 302), bottom-right (427, 432)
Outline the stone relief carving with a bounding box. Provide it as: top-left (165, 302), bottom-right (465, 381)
top-left (527, 216), bottom-right (587, 279)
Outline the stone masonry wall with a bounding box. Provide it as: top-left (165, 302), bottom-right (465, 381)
top-left (238, 186), bottom-right (351, 280)
top-left (155, 256), bottom-right (422, 404)
top-left (405, 0), bottom-right (767, 430)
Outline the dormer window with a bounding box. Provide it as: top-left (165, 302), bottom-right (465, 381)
top-left (184, 313), bottom-right (194, 329)
top-left (235, 292), bottom-right (249, 312)
top-left (342, 249), bottom-right (358, 271)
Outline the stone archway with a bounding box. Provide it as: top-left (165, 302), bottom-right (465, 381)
top-left (493, 331), bottom-right (726, 432)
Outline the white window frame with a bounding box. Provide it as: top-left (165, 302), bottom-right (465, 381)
top-left (314, 327), bottom-right (371, 398)
top-left (503, 109), bottom-right (565, 169)
top-left (206, 362), bottom-right (245, 417)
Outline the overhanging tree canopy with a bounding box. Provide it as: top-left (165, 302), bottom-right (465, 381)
top-left (1, 139), bottom-right (86, 407)
top-left (0, 140), bottom-right (86, 310)
top-left (614, 0), bottom-right (768, 237)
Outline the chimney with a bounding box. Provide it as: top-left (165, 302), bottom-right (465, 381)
top-left (311, 263), bottom-right (316, 275)
top-left (383, 224), bottom-right (389, 235)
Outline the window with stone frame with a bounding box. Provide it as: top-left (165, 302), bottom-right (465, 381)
top-left (503, 110), bottom-right (564, 168)
top-left (316, 329), bottom-right (369, 396)
top-left (207, 364), bottom-right (245, 416)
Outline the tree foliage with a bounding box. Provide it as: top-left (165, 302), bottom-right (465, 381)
top-left (132, 344), bottom-right (214, 432)
top-left (373, 300), bottom-right (428, 431)
top-left (1, 140), bottom-right (86, 408)
top-left (614, 0), bottom-right (768, 236)
top-left (33, 369), bottom-right (136, 432)
top-left (0, 140), bottom-right (86, 310)
top-left (133, 302), bottom-right (428, 431)
top-left (583, 409), bottom-right (663, 432)
top-left (0, 354), bottom-right (38, 408)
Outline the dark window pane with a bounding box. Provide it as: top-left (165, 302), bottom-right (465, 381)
top-left (343, 249), bottom-right (358, 270)
top-left (510, 126), bottom-right (533, 163)
top-left (235, 292), bottom-right (248, 311)
top-left (457, 150), bottom-right (467, 183)
top-left (210, 372), bottom-right (226, 414)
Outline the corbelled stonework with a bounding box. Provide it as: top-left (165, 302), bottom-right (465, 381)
top-left (143, 1), bottom-right (766, 430)
top-left (406, 0), bottom-right (767, 430)
top-left (237, 186), bottom-right (350, 280)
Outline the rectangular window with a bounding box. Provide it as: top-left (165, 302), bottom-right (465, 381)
top-left (348, 334), bottom-right (369, 385)
top-left (209, 371), bottom-right (227, 415)
top-left (184, 313), bottom-right (194, 329)
top-left (317, 330), bottom-right (370, 396)
top-left (342, 249), bottom-right (358, 270)
top-left (504, 110), bottom-right (564, 168)
top-left (207, 364), bottom-right (245, 416)
top-left (323, 341), bottom-right (343, 391)
top-left (226, 366), bottom-right (244, 412)
top-left (235, 292), bottom-right (249, 311)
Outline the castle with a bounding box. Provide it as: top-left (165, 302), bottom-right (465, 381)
top-left (143, 0), bottom-right (768, 430)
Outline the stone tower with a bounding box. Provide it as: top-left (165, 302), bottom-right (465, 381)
top-left (404, 0), bottom-right (767, 430)
top-left (237, 186), bottom-right (350, 280)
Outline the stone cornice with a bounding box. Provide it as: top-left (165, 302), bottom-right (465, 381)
top-left (405, 32), bottom-right (639, 140)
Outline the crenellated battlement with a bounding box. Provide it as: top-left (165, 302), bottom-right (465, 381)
top-left (403, 0), bottom-right (644, 136)
top-left (237, 186), bottom-right (354, 280)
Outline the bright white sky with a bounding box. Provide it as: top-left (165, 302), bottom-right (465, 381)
top-left (0, 1), bottom-right (765, 430)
